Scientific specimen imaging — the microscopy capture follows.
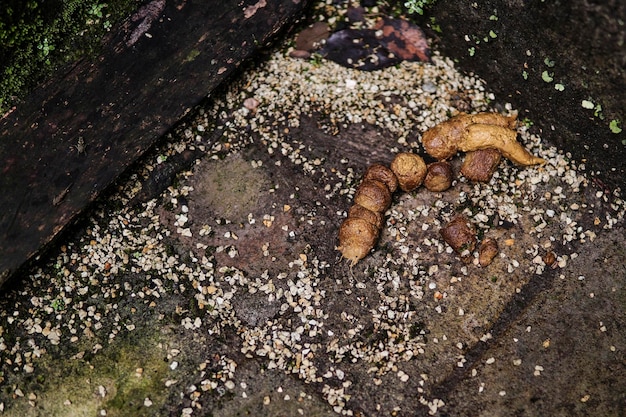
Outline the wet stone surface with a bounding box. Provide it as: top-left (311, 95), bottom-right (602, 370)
top-left (441, 233), bottom-right (626, 416)
top-left (0, 2), bottom-right (625, 416)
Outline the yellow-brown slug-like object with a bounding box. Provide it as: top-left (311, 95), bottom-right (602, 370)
top-left (338, 217), bottom-right (380, 266)
top-left (459, 124), bottom-right (545, 166)
top-left (422, 112), bottom-right (545, 166)
top-left (338, 164), bottom-right (398, 266)
top-left (421, 113), bottom-right (514, 160)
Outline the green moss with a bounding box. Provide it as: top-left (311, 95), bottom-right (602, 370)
top-left (184, 49), bottom-right (201, 63)
top-left (403, 0), bottom-right (437, 15)
top-left (0, 0), bottom-right (140, 115)
top-left (4, 331), bottom-right (169, 416)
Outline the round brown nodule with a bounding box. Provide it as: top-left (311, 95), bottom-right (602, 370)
top-left (348, 204), bottom-right (384, 230)
top-left (461, 149), bottom-right (502, 182)
top-left (354, 179), bottom-right (392, 213)
top-left (478, 237), bottom-right (499, 267)
top-left (363, 163), bottom-right (398, 193)
top-left (424, 161), bottom-right (453, 191)
top-left (440, 215), bottom-right (477, 263)
top-left (390, 152), bottom-right (427, 192)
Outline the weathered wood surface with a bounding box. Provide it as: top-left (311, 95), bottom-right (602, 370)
top-left (0, 0), bottom-right (309, 287)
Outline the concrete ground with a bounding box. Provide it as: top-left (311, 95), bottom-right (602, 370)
top-left (0, 2), bottom-right (624, 417)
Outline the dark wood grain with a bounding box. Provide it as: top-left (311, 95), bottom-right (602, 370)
top-left (0, 0), bottom-right (309, 287)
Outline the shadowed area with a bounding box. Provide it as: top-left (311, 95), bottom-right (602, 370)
top-left (0, 0), bottom-right (309, 286)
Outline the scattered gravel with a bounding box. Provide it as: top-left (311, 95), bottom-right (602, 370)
top-left (0, 2), bottom-right (624, 416)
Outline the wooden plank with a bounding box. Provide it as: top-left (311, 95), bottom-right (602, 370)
top-left (0, 0), bottom-right (309, 286)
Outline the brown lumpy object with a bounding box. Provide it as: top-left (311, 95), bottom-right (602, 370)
top-left (363, 163), bottom-right (398, 193)
top-left (543, 251), bottom-right (557, 268)
top-left (461, 149), bottom-right (502, 182)
top-left (478, 237), bottom-right (499, 267)
top-left (337, 163), bottom-right (397, 266)
top-left (390, 152), bottom-right (427, 192)
top-left (421, 112), bottom-right (514, 160)
top-left (421, 118), bottom-right (465, 160)
top-left (348, 204), bottom-right (384, 230)
top-left (458, 124), bottom-right (545, 166)
top-left (354, 179), bottom-right (392, 213)
top-left (465, 112), bottom-right (517, 129)
top-left (338, 217), bottom-right (380, 266)
top-left (440, 215), bottom-right (477, 263)
top-left (421, 112), bottom-right (544, 166)
top-left (424, 161), bottom-right (453, 191)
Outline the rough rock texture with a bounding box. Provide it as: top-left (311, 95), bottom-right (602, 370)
top-left (0, 2), bottom-right (625, 417)
top-left (427, 0), bottom-right (626, 190)
top-left (0, 0), bottom-right (310, 287)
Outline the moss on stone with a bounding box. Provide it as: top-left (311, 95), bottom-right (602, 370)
top-left (0, 0), bottom-right (139, 114)
top-left (4, 331), bottom-right (169, 416)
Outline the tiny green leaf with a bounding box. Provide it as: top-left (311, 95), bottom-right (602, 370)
top-left (594, 104), bottom-right (603, 118)
top-left (522, 70), bottom-right (528, 80)
top-left (581, 100), bottom-right (594, 109)
top-left (489, 30), bottom-right (497, 38)
top-left (541, 71), bottom-right (553, 83)
top-left (609, 119), bottom-right (622, 134)
top-left (544, 57), bottom-right (555, 67)
top-left (468, 47), bottom-right (475, 56)
top-left (554, 83), bottom-right (564, 91)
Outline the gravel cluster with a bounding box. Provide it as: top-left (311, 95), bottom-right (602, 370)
top-left (0, 2), bottom-right (624, 416)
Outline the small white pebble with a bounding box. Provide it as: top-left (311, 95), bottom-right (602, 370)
top-left (398, 370), bottom-right (410, 382)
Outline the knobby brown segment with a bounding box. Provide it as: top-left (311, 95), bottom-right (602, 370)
top-left (338, 112), bottom-right (541, 266)
top-left (422, 112), bottom-right (545, 165)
